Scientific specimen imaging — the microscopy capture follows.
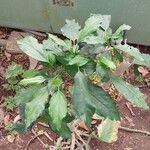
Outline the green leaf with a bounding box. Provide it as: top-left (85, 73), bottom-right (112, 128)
top-left (56, 52), bottom-right (75, 65)
top-left (47, 34), bottom-right (66, 47)
top-left (80, 44), bottom-right (106, 55)
top-left (57, 122), bottom-right (72, 139)
top-left (17, 36), bottom-right (51, 62)
top-left (65, 65), bottom-right (78, 77)
top-left (48, 91), bottom-right (67, 130)
top-left (112, 49), bottom-right (123, 62)
top-left (99, 56), bottom-right (116, 70)
top-left (101, 15), bottom-right (111, 31)
top-left (98, 118), bottom-right (120, 143)
top-left (47, 52), bottom-right (56, 66)
top-left (83, 35), bottom-right (103, 45)
top-left (116, 44), bottom-right (144, 62)
top-left (19, 76), bottom-right (46, 86)
top-left (111, 76), bottom-right (149, 110)
top-left (133, 64), bottom-right (142, 81)
top-left (5, 62), bottom-right (24, 79)
top-left (73, 71), bottom-right (120, 126)
top-left (133, 53), bottom-right (150, 69)
top-left (22, 70), bottom-right (40, 78)
top-left (68, 55), bottom-right (89, 67)
top-left (23, 86), bottom-right (49, 128)
top-left (78, 14), bottom-right (103, 41)
top-left (96, 64), bottom-right (110, 82)
top-left (51, 78), bottom-right (63, 87)
top-left (61, 19), bottom-right (81, 41)
top-left (3, 96), bottom-right (16, 110)
top-left (41, 110), bottom-right (72, 139)
top-left (112, 24), bottom-right (131, 39)
top-left (43, 38), bottom-right (63, 55)
top-left (14, 85), bottom-right (44, 105)
top-left (82, 61), bottom-right (96, 76)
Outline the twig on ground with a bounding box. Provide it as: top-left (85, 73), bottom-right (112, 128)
top-left (125, 102), bottom-right (135, 116)
top-left (43, 131), bottom-right (53, 142)
top-left (30, 129), bottom-right (46, 149)
top-left (55, 137), bottom-right (63, 149)
top-left (85, 132), bottom-right (93, 150)
top-left (70, 133), bottom-right (76, 150)
top-left (25, 134), bottom-right (41, 150)
top-left (138, 85), bottom-right (150, 88)
top-left (38, 122), bottom-right (49, 128)
top-left (120, 126), bottom-right (150, 136)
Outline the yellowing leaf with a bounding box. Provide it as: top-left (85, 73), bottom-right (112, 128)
top-left (98, 118), bottom-right (120, 143)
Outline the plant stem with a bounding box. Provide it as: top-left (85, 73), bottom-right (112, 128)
top-left (119, 126), bottom-right (150, 136)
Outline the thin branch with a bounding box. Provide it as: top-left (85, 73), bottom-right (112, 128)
top-left (25, 135), bottom-right (40, 150)
top-left (120, 126), bottom-right (150, 136)
top-left (85, 132), bottom-right (93, 150)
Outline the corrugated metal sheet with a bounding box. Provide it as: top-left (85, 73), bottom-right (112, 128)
top-left (0, 0), bottom-right (150, 45)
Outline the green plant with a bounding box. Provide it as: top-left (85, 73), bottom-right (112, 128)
top-left (8, 14), bottom-right (150, 142)
top-left (3, 62), bottom-right (24, 91)
top-left (5, 122), bottom-right (18, 136)
top-left (3, 96), bottom-right (16, 110)
top-left (3, 62), bottom-right (40, 91)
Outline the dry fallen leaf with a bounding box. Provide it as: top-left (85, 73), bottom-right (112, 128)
top-left (125, 116), bottom-right (135, 127)
top-left (0, 66), bottom-right (5, 77)
top-left (29, 57), bottom-right (38, 70)
top-left (7, 135), bottom-right (15, 143)
top-left (79, 121), bottom-right (88, 130)
top-left (138, 66), bottom-right (149, 77)
top-left (13, 115), bottom-right (21, 124)
top-left (4, 51), bottom-right (11, 61)
top-left (4, 114), bottom-right (10, 126)
top-left (0, 108), bottom-right (4, 125)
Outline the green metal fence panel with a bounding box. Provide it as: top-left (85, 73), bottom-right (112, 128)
top-left (0, 0), bottom-right (150, 45)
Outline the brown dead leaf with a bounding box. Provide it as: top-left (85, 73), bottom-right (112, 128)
top-left (13, 115), bottom-right (21, 124)
top-left (0, 66), bottom-right (5, 77)
top-left (29, 57), bottom-right (38, 70)
top-left (125, 116), bottom-right (135, 127)
top-left (36, 64), bottom-right (43, 70)
top-left (125, 102), bottom-right (135, 116)
top-left (138, 66), bottom-right (149, 77)
top-left (79, 121), bottom-right (88, 130)
top-left (7, 135), bottom-right (15, 143)
top-left (4, 51), bottom-right (11, 61)
top-left (4, 114), bottom-right (10, 126)
top-left (0, 108), bottom-right (4, 125)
